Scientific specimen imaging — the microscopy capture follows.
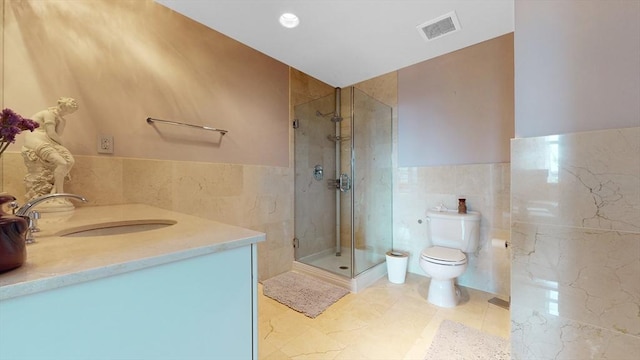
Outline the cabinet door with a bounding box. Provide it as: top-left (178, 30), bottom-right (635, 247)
top-left (0, 245), bottom-right (253, 360)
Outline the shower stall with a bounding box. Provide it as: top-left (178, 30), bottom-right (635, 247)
top-left (293, 87), bottom-right (393, 292)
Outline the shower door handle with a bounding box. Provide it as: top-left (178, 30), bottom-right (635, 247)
top-left (338, 173), bottom-right (351, 192)
top-left (328, 173), bottom-right (351, 192)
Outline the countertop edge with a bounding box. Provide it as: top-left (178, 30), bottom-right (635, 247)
top-left (1, 233), bottom-right (265, 301)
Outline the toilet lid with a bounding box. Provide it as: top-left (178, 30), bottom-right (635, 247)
top-left (421, 246), bottom-right (466, 264)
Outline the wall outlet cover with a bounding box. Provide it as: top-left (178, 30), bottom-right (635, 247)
top-left (98, 135), bottom-right (114, 154)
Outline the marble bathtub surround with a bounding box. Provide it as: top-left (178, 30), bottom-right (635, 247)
top-left (510, 127), bottom-right (640, 359)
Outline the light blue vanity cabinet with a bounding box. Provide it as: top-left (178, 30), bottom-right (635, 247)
top-left (0, 244), bottom-right (258, 359)
top-left (0, 205), bottom-right (265, 360)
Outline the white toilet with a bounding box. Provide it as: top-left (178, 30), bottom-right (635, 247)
top-left (419, 209), bottom-right (480, 308)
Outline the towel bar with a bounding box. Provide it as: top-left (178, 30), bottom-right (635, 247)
top-left (146, 117), bottom-right (228, 135)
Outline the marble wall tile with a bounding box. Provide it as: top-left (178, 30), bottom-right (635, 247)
top-left (2, 153), bottom-right (293, 282)
top-left (511, 305), bottom-right (640, 360)
top-left (455, 164), bottom-right (492, 198)
top-left (290, 68), bottom-right (333, 107)
top-left (422, 166), bottom-right (457, 194)
top-left (354, 71), bottom-right (398, 110)
top-left (0, 154), bottom-right (123, 207)
top-left (510, 127), bottom-right (640, 359)
top-left (1, 152), bottom-right (123, 206)
top-left (122, 158), bottom-right (172, 210)
top-left (168, 161), bottom-right (293, 281)
top-left (512, 127), bottom-right (640, 232)
top-left (172, 162), bottom-right (244, 200)
top-left (1, 152), bottom-right (28, 201)
top-left (511, 222), bottom-right (640, 336)
top-left (65, 156), bottom-right (125, 205)
top-left (245, 166), bottom-right (293, 224)
top-left (489, 163), bottom-right (512, 230)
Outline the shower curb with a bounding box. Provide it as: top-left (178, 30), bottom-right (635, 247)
top-left (292, 260), bottom-right (387, 293)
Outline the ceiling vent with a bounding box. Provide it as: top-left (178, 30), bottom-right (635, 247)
top-left (417, 11), bottom-right (461, 41)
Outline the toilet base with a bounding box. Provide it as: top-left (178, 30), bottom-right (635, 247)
top-left (427, 278), bottom-right (459, 308)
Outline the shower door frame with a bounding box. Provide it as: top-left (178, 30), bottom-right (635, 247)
top-left (293, 87), bottom-right (393, 279)
top-left (293, 92), bottom-right (343, 274)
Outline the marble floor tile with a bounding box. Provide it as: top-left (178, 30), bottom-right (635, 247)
top-left (258, 273), bottom-right (510, 359)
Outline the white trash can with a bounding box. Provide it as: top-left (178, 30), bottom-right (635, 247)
top-left (385, 250), bottom-right (409, 284)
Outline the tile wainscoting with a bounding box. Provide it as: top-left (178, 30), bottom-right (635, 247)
top-left (393, 162), bottom-right (512, 299)
top-left (510, 126), bottom-right (640, 359)
top-left (1, 152), bottom-right (293, 281)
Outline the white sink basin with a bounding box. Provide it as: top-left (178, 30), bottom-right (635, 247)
top-left (59, 220), bottom-right (177, 237)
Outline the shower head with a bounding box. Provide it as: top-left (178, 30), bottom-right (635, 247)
top-left (316, 110), bottom-right (343, 122)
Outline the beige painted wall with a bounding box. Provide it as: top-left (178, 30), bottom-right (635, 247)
top-left (3, 0), bottom-right (288, 167)
top-left (398, 33), bottom-right (514, 167)
top-left (1, 0), bottom-right (293, 281)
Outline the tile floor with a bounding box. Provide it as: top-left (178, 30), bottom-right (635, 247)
top-left (258, 273), bottom-right (510, 359)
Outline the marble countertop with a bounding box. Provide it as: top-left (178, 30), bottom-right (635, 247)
top-left (0, 204), bottom-right (265, 301)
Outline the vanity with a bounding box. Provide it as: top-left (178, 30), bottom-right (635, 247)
top-left (0, 204), bottom-right (265, 360)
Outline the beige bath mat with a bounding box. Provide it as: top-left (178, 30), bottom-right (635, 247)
top-left (425, 320), bottom-right (510, 359)
top-left (261, 271), bottom-right (349, 318)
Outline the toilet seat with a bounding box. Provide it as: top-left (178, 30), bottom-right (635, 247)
top-left (420, 246), bottom-right (466, 266)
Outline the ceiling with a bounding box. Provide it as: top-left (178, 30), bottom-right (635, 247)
top-left (156, 0), bottom-right (514, 88)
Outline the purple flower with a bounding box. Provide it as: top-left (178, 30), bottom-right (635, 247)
top-left (0, 108), bottom-right (40, 155)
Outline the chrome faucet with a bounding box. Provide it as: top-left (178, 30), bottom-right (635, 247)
top-left (11, 193), bottom-right (88, 244)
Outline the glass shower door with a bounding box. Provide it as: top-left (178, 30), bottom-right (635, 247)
top-left (293, 94), bottom-right (341, 273)
top-left (352, 88), bottom-right (393, 276)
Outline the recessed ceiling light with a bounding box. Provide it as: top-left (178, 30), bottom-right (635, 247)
top-left (279, 13), bottom-right (299, 28)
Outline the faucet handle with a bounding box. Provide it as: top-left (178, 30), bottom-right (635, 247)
top-left (8, 201), bottom-right (19, 214)
top-left (29, 211), bottom-right (41, 233)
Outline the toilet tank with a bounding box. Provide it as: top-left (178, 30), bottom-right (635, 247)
top-left (426, 209), bottom-right (480, 253)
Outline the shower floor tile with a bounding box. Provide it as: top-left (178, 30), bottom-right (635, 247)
top-left (299, 247), bottom-right (384, 277)
top-left (258, 273), bottom-right (510, 359)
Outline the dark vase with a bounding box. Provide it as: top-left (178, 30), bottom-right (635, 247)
top-left (0, 194), bottom-right (28, 273)
top-left (458, 198), bottom-right (467, 214)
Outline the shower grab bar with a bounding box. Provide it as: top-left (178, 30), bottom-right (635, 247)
top-left (146, 117), bottom-right (228, 135)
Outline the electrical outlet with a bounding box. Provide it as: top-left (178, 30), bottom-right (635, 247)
top-left (98, 135), bottom-right (114, 154)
